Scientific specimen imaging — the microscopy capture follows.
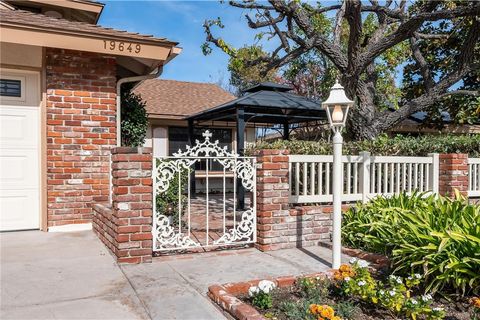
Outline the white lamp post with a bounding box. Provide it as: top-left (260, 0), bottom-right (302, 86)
top-left (322, 80), bottom-right (354, 269)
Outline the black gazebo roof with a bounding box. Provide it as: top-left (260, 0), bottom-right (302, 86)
top-left (187, 82), bottom-right (327, 124)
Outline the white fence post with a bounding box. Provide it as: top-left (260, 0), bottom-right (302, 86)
top-left (428, 153), bottom-right (439, 195)
top-left (359, 151), bottom-right (371, 203)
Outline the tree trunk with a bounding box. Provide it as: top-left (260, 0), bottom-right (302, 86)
top-left (348, 120), bottom-right (383, 140)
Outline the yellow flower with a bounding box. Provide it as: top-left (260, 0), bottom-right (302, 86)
top-left (319, 305), bottom-right (334, 319)
top-left (332, 317), bottom-right (341, 320)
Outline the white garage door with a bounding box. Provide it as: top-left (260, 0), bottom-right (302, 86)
top-left (0, 70), bottom-right (40, 231)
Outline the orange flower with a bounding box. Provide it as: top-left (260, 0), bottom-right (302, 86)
top-left (471, 297), bottom-right (480, 308)
top-left (309, 304), bottom-right (318, 314)
top-left (319, 305), bottom-right (334, 319)
top-left (339, 264), bottom-right (351, 273)
top-left (333, 271), bottom-right (343, 281)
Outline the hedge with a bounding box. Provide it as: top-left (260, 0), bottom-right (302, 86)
top-left (247, 134), bottom-right (480, 157)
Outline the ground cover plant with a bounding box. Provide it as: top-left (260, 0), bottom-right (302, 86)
top-left (247, 134), bottom-right (480, 157)
top-left (243, 260), bottom-right (479, 320)
top-left (342, 192), bottom-right (480, 296)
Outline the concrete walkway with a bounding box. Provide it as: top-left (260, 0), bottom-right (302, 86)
top-left (1, 231), bottom-right (349, 320)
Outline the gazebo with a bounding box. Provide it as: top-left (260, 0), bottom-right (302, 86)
top-left (186, 82), bottom-right (328, 207)
top-left (186, 82), bottom-right (327, 155)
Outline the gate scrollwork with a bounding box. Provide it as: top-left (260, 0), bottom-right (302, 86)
top-left (153, 130), bottom-right (256, 251)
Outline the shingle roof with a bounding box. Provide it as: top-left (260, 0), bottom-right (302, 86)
top-left (187, 82), bottom-right (327, 124)
top-left (0, 8), bottom-right (178, 46)
top-left (133, 79), bottom-right (236, 119)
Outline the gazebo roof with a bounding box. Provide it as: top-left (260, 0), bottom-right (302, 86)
top-left (187, 82), bottom-right (327, 124)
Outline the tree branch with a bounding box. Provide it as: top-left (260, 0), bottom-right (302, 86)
top-left (414, 32), bottom-right (450, 40)
top-left (409, 35), bottom-right (434, 91)
top-left (359, 2), bottom-right (480, 73)
top-left (345, 0), bottom-right (362, 75)
top-left (333, 1), bottom-right (346, 47)
top-left (229, 0), bottom-right (274, 10)
top-left (378, 18), bottom-right (480, 130)
top-left (439, 90), bottom-right (480, 98)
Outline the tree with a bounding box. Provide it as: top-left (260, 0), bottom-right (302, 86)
top-left (203, 0), bottom-right (480, 140)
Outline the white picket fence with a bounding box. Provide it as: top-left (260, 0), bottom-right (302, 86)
top-left (289, 152), bottom-right (440, 204)
top-left (469, 158), bottom-right (480, 197)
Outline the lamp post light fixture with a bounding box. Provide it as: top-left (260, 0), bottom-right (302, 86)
top-left (322, 80), bottom-right (354, 269)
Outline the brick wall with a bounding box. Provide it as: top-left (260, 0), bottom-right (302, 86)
top-left (46, 48), bottom-right (117, 227)
top-left (255, 149), bottom-right (333, 251)
top-left (439, 153), bottom-right (469, 197)
top-left (93, 147), bottom-right (153, 264)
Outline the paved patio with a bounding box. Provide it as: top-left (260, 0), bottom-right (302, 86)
top-left (1, 230), bottom-right (349, 320)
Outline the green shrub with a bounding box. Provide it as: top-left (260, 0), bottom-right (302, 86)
top-left (247, 134), bottom-right (480, 157)
top-left (342, 192), bottom-right (480, 296)
top-left (121, 91), bottom-right (148, 147)
top-left (155, 160), bottom-right (189, 226)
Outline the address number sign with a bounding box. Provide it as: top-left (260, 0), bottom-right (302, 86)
top-left (103, 40), bottom-right (141, 53)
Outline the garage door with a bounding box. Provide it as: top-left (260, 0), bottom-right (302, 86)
top-left (0, 70), bottom-right (40, 231)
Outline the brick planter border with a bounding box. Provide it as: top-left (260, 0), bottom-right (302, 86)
top-left (208, 271), bottom-right (333, 320)
top-left (208, 247), bottom-right (389, 320)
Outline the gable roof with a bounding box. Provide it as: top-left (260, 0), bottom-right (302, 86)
top-left (0, 8), bottom-right (177, 46)
top-left (133, 79), bottom-right (236, 119)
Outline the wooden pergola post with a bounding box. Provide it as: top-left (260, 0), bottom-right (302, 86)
top-left (236, 107), bottom-right (245, 209)
top-left (283, 122), bottom-right (289, 140)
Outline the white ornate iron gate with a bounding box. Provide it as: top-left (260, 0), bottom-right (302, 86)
top-left (152, 131), bottom-right (256, 252)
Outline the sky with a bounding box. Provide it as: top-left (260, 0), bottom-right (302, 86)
top-left (99, 1), bottom-right (262, 84)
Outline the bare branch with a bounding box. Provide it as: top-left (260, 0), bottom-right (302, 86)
top-left (414, 32), bottom-right (450, 40)
top-left (439, 90), bottom-right (480, 98)
top-left (245, 11), bottom-right (284, 29)
top-left (314, 4), bottom-right (342, 14)
top-left (333, 1), bottom-right (346, 47)
top-left (229, 1), bottom-right (274, 10)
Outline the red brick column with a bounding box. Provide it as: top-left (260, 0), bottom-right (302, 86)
top-left (111, 147), bottom-right (153, 263)
top-left (255, 149), bottom-right (290, 251)
top-left (439, 153), bottom-right (469, 197)
top-left (255, 149), bottom-right (335, 251)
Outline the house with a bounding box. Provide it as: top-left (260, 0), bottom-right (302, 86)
top-left (0, 0), bottom-right (180, 232)
top-left (390, 111), bottom-right (480, 135)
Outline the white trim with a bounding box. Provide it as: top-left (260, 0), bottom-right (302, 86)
top-left (48, 223), bottom-right (92, 232)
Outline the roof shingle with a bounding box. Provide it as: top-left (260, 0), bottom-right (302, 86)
top-left (133, 79), bottom-right (236, 119)
top-left (0, 8), bottom-right (177, 46)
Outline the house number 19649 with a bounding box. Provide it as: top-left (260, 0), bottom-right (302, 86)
top-left (103, 40), bottom-right (141, 53)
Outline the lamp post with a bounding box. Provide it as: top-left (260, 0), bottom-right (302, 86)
top-left (322, 81), bottom-right (354, 269)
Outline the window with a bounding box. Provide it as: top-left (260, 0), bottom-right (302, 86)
top-left (0, 79), bottom-right (22, 97)
top-left (168, 127), bottom-right (232, 171)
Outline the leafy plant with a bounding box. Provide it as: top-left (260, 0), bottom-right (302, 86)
top-left (297, 276), bottom-right (329, 301)
top-left (121, 91), bottom-right (148, 147)
top-left (342, 192), bottom-right (480, 296)
top-left (249, 280), bottom-right (276, 310)
top-left (247, 134), bottom-right (480, 157)
top-left (252, 291), bottom-right (273, 310)
top-left (335, 260), bottom-right (445, 319)
top-left (155, 160), bottom-right (189, 226)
